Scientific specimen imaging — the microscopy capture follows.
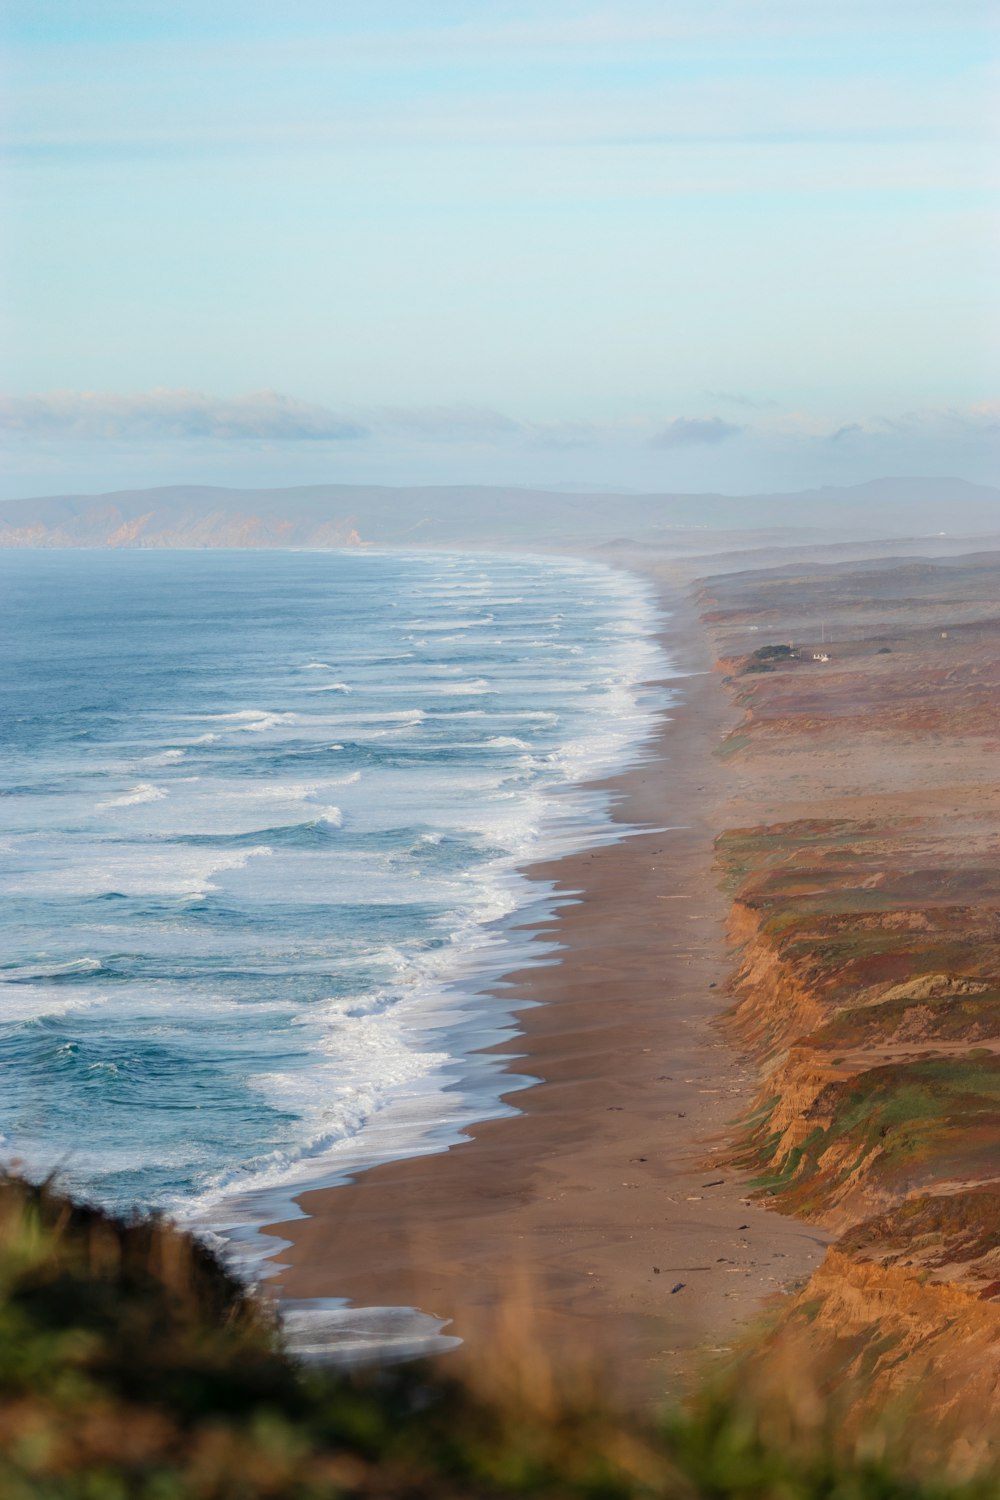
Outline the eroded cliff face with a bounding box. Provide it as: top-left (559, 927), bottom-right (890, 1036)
top-left (0, 506), bottom-right (368, 549)
top-left (740, 1233), bottom-right (1000, 1480)
top-left (702, 554), bottom-right (1000, 1476)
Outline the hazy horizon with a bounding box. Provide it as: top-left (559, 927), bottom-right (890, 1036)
top-left (2, 2), bottom-right (997, 502)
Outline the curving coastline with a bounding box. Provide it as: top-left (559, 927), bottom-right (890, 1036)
top-left (262, 544), bottom-right (1000, 1475)
top-left (260, 567), bottom-right (828, 1401)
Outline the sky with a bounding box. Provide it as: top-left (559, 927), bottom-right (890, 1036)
top-left (1, 1), bottom-right (998, 498)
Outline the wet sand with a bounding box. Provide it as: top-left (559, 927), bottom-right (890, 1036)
top-left (261, 566), bottom-right (827, 1404)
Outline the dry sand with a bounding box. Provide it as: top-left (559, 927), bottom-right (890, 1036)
top-left (261, 565), bottom-right (828, 1404)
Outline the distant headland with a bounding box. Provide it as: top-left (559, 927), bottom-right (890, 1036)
top-left (1, 476), bottom-right (998, 551)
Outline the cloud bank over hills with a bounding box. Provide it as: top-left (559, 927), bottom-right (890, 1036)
top-left (2, 391), bottom-right (997, 501)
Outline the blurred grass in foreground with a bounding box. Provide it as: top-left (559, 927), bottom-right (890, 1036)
top-left (0, 1176), bottom-right (993, 1499)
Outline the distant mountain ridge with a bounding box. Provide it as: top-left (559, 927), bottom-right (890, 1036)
top-left (0, 476), bottom-right (995, 549)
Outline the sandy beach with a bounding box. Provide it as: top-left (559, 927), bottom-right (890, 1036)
top-left (261, 563), bottom-right (828, 1403)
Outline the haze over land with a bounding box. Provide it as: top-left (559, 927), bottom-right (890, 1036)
top-left (2, 476), bottom-right (999, 551)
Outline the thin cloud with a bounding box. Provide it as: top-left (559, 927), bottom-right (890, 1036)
top-left (881, 403), bottom-right (1000, 436)
top-left (0, 389), bottom-right (367, 441)
top-left (376, 404), bottom-right (524, 442)
top-left (706, 390), bottom-right (779, 410)
top-left (376, 405), bottom-right (604, 449)
top-left (651, 416), bottom-right (744, 448)
top-left (0, 390), bottom-right (603, 451)
top-left (821, 405), bottom-right (1000, 444)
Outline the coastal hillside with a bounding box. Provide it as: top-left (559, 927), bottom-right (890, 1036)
top-left (0, 1172), bottom-right (988, 1497)
top-left (701, 551), bottom-right (1000, 1474)
top-left (1, 476), bottom-right (998, 549)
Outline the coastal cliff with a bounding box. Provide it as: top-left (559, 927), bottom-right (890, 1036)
top-left (702, 552), bottom-right (1000, 1473)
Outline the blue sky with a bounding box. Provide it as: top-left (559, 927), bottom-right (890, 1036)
top-left (1, 1), bottom-right (997, 497)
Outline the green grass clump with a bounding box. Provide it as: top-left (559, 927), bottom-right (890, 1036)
top-left (742, 1056), bottom-right (1000, 1213)
top-left (0, 1176), bottom-right (994, 1498)
top-left (715, 733), bottom-right (751, 760)
top-left (806, 994), bottom-right (1000, 1051)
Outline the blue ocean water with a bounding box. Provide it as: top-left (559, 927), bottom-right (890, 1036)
top-left (0, 548), bottom-right (666, 1236)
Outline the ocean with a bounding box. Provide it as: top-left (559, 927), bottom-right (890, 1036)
top-left (0, 547), bottom-right (667, 1253)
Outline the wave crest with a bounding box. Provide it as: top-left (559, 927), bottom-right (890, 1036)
top-left (100, 782), bottom-right (167, 808)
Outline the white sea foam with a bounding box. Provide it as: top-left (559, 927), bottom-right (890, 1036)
top-left (181, 974), bottom-right (462, 1217)
top-left (305, 682), bottom-right (352, 693)
top-left (280, 1304), bottom-right (461, 1368)
top-left (1, 957), bottom-right (103, 982)
top-left (300, 708), bottom-right (425, 727)
top-left (0, 987), bottom-right (106, 1025)
top-left (140, 748), bottom-right (186, 765)
top-left (301, 662), bottom-right (333, 670)
top-left (196, 710), bottom-right (299, 733)
top-left (355, 709), bottom-right (427, 734)
top-left (404, 616), bottom-right (493, 631)
top-left (215, 776), bottom-right (357, 802)
top-left (216, 782), bottom-right (321, 802)
top-left (240, 713), bottom-right (299, 733)
top-left (4, 844), bottom-right (274, 900)
top-left (441, 678), bottom-right (491, 695)
top-left (422, 710), bottom-right (487, 719)
top-left (100, 782), bottom-right (167, 809)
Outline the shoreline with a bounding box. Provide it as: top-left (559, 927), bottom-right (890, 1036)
top-left (187, 551), bottom-right (668, 1279)
top-left (261, 564), bottom-right (829, 1401)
